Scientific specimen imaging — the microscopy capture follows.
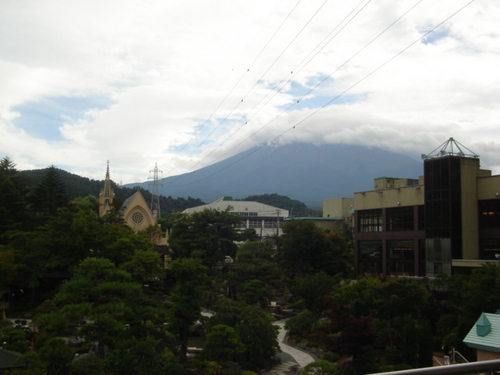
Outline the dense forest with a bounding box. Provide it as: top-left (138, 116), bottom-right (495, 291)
top-left (18, 167), bottom-right (319, 217)
top-left (1, 156), bottom-right (497, 375)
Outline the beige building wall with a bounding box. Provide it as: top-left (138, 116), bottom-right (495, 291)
top-left (354, 184), bottom-right (424, 210)
top-left (323, 198), bottom-right (353, 218)
top-left (460, 158), bottom-right (481, 260)
top-left (477, 175), bottom-right (500, 200)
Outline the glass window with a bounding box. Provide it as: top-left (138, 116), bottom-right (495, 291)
top-left (248, 220), bottom-right (262, 228)
top-left (359, 240), bottom-right (382, 259)
top-left (479, 200), bottom-right (500, 228)
top-left (358, 209), bottom-right (383, 232)
top-left (388, 240), bottom-right (414, 260)
top-left (387, 206), bottom-right (414, 231)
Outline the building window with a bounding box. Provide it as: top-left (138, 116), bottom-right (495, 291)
top-left (480, 238), bottom-right (500, 260)
top-left (418, 205), bottom-right (425, 230)
top-left (387, 207), bottom-right (414, 231)
top-left (358, 209), bottom-right (382, 232)
top-left (388, 240), bottom-right (414, 260)
top-left (131, 211), bottom-right (144, 224)
top-left (248, 220), bottom-right (262, 228)
top-left (479, 200), bottom-right (500, 228)
top-left (264, 220), bottom-right (278, 228)
top-left (358, 240), bottom-right (382, 259)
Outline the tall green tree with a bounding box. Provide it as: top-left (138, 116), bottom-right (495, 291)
top-left (168, 209), bottom-right (245, 269)
top-left (0, 157), bottom-right (29, 236)
top-left (38, 258), bottom-right (167, 359)
top-left (208, 298), bottom-right (279, 371)
top-left (167, 258), bottom-right (207, 362)
top-left (281, 220), bottom-right (352, 277)
top-left (202, 324), bottom-right (245, 364)
top-left (30, 165), bottom-right (69, 217)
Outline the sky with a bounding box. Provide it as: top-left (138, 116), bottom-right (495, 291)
top-left (1, 0), bottom-right (500, 185)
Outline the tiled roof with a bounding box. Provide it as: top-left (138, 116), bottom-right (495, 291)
top-left (0, 348), bottom-right (22, 369)
top-left (464, 312), bottom-right (500, 353)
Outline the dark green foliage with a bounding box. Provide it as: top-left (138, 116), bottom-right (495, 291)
top-left (0, 326), bottom-right (31, 353)
top-left (208, 298), bottom-right (279, 371)
top-left (0, 157), bottom-right (29, 236)
top-left (39, 337), bottom-right (74, 375)
top-left (19, 167), bottom-right (205, 217)
top-left (202, 324), bottom-right (245, 363)
top-left (291, 272), bottom-right (337, 315)
top-left (284, 309), bottom-right (317, 335)
top-left (37, 258), bottom-right (167, 360)
top-left (240, 279), bottom-right (271, 307)
top-left (281, 220), bottom-right (352, 277)
top-left (105, 336), bottom-right (174, 375)
top-left (70, 355), bottom-right (106, 375)
top-left (29, 166), bottom-right (69, 217)
top-left (302, 360), bottom-right (339, 375)
top-left (167, 209), bottom-right (244, 269)
top-left (168, 258), bottom-right (208, 362)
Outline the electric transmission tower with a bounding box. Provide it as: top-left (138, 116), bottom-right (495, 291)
top-left (149, 162), bottom-right (163, 219)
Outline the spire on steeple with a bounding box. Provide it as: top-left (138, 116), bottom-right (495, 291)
top-left (99, 161), bottom-right (115, 217)
top-left (103, 160), bottom-right (113, 198)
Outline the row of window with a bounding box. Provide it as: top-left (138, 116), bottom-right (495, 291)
top-left (239, 219), bottom-right (281, 228)
top-left (229, 212), bottom-right (258, 217)
top-left (358, 200), bottom-right (500, 233)
top-left (357, 206), bottom-right (424, 232)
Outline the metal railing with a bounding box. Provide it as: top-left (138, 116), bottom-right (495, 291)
top-left (368, 360), bottom-right (500, 375)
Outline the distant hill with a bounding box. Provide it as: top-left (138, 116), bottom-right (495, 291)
top-left (18, 168), bottom-right (205, 216)
top-left (128, 143), bottom-right (423, 209)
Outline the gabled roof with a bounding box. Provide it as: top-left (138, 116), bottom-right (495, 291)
top-left (0, 348), bottom-right (23, 369)
top-left (464, 312), bottom-right (500, 353)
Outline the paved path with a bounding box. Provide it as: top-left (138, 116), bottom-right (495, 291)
top-left (263, 320), bottom-right (316, 374)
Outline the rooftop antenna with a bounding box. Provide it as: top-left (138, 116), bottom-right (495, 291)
top-left (421, 137), bottom-right (479, 160)
top-left (149, 163), bottom-right (163, 219)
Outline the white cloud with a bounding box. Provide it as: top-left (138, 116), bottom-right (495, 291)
top-left (1, 0), bottom-right (500, 184)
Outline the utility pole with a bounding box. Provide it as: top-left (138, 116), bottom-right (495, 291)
top-left (149, 162), bottom-right (162, 219)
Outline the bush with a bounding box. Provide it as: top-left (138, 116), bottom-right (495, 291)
top-left (284, 310), bottom-right (316, 335)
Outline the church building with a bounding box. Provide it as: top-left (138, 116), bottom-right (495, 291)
top-left (99, 162), bottom-right (167, 246)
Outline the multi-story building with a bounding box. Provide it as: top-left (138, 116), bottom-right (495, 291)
top-left (183, 196), bottom-right (289, 238)
top-left (354, 138), bottom-right (500, 277)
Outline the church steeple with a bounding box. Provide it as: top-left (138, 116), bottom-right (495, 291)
top-left (99, 161), bottom-right (115, 217)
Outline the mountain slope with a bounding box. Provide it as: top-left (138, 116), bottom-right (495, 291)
top-left (131, 143), bottom-right (423, 208)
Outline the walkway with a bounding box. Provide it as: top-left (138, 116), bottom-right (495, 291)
top-left (263, 320), bottom-right (316, 375)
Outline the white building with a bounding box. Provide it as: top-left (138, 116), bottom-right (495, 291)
top-left (183, 196), bottom-right (289, 238)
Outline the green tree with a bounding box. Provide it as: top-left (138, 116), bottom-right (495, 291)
top-left (281, 220), bottom-right (351, 277)
top-left (38, 258), bottom-right (166, 359)
top-left (39, 337), bottom-right (74, 375)
top-left (0, 157), bottom-right (29, 236)
top-left (0, 248), bottom-right (17, 287)
top-left (120, 249), bottom-right (165, 284)
top-left (168, 258), bottom-right (208, 362)
top-left (168, 209), bottom-right (244, 269)
top-left (302, 360), bottom-right (339, 375)
top-left (105, 336), bottom-right (174, 375)
top-left (29, 166), bottom-right (69, 217)
top-left (291, 272), bottom-right (337, 315)
top-left (208, 298), bottom-right (279, 371)
top-left (240, 279), bottom-right (270, 307)
top-left (202, 324), bottom-right (245, 363)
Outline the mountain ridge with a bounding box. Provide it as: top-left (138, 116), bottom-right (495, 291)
top-left (129, 143), bottom-right (423, 208)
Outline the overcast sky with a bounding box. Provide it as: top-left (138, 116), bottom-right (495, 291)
top-left (1, 0), bottom-right (499, 184)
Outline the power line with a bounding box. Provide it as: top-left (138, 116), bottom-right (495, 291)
top-left (164, 0), bottom-right (476, 188)
top-left (166, 0), bottom-right (303, 176)
top-left (171, 0), bottom-right (373, 176)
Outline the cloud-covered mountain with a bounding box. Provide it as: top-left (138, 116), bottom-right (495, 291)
top-left (128, 143), bottom-right (423, 209)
